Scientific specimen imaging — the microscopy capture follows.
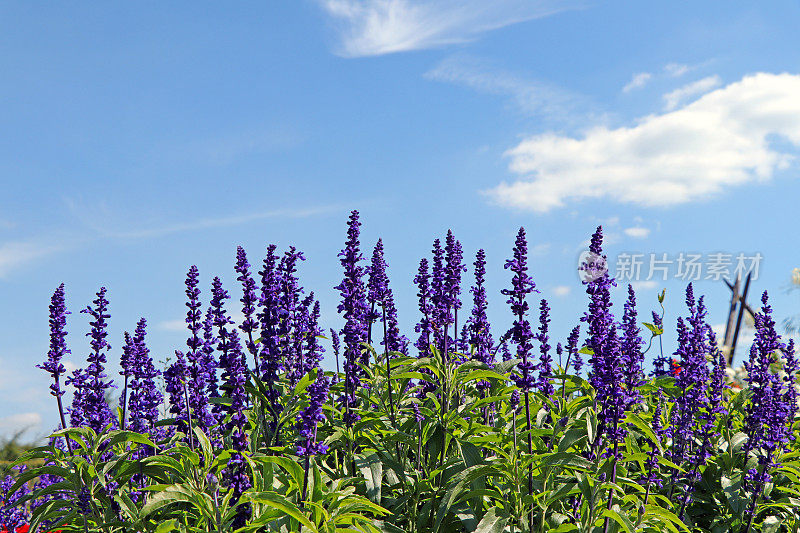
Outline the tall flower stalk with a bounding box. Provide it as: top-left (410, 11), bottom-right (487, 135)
top-left (502, 227), bottom-right (538, 531)
top-left (37, 284), bottom-right (72, 452)
top-left (335, 210), bottom-right (368, 429)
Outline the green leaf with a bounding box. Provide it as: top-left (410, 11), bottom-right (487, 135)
top-left (356, 452), bottom-right (383, 504)
top-left (642, 322), bottom-right (664, 336)
top-left (578, 346), bottom-right (594, 355)
top-left (245, 491), bottom-right (317, 532)
top-left (602, 509), bottom-right (634, 533)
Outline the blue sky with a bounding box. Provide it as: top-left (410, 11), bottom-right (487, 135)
top-left (2, 1), bottom-right (799, 439)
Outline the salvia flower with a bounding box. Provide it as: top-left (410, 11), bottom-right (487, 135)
top-left (565, 326), bottom-right (581, 374)
top-left (743, 291), bottom-right (798, 490)
top-left (185, 265), bottom-right (215, 434)
top-left (296, 373), bottom-right (331, 456)
top-left (334, 211), bottom-right (369, 424)
top-left (0, 465), bottom-right (30, 531)
top-left (79, 287), bottom-right (117, 434)
top-left (620, 284), bottom-right (645, 409)
top-left (258, 244), bottom-right (282, 414)
top-left (502, 227), bottom-right (539, 392)
top-left (534, 299), bottom-right (554, 397)
top-left (280, 247), bottom-right (307, 386)
top-left (580, 227), bottom-right (625, 450)
top-left (467, 249), bottom-right (494, 373)
top-left (235, 246), bottom-right (260, 369)
top-left (414, 258), bottom-right (434, 356)
top-left (164, 351), bottom-right (189, 437)
top-left (444, 231), bottom-right (466, 350)
top-left (37, 284), bottom-right (72, 437)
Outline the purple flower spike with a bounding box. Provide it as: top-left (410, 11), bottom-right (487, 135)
top-left (502, 227), bottom-right (539, 392)
top-left (445, 231), bottom-right (466, 351)
top-left (535, 299), bottom-right (554, 397)
top-left (414, 258), bottom-right (435, 356)
top-left (467, 250), bottom-right (494, 371)
top-left (183, 266), bottom-right (214, 434)
top-left (78, 287), bottom-right (117, 434)
top-left (620, 285), bottom-right (645, 408)
top-left (164, 351), bottom-right (189, 436)
top-left (743, 292), bottom-right (798, 492)
top-left (566, 326), bottom-right (581, 374)
top-left (579, 227), bottom-right (626, 450)
top-left (296, 373), bottom-right (331, 457)
top-left (258, 244), bottom-right (282, 414)
top-left (37, 284), bottom-right (72, 439)
top-left (236, 246), bottom-right (260, 369)
top-left (334, 210), bottom-right (369, 425)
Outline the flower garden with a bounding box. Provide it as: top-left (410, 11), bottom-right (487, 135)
top-left (1, 210), bottom-right (798, 532)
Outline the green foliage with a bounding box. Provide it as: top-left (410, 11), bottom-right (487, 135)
top-left (7, 343), bottom-right (800, 533)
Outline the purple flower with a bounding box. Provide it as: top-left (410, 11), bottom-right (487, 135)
top-left (279, 247), bottom-right (308, 386)
top-left (182, 266), bottom-right (214, 434)
top-left (445, 231), bottom-right (466, 351)
top-left (619, 285), bottom-right (645, 408)
top-left (367, 239), bottom-right (406, 354)
top-left (502, 227), bottom-right (539, 392)
top-left (236, 246), bottom-right (260, 369)
top-left (334, 211), bottom-right (369, 425)
top-left (668, 285), bottom-right (713, 468)
top-left (430, 238), bottom-right (447, 353)
top-left (565, 326), bottom-right (581, 374)
top-left (38, 284), bottom-right (70, 400)
top-left (0, 465), bottom-right (30, 531)
top-left (743, 291), bottom-right (798, 489)
top-left (579, 227), bottom-right (625, 450)
top-left (164, 351), bottom-right (189, 436)
top-left (202, 307), bottom-right (221, 425)
top-left (258, 244), bottom-right (283, 414)
top-left (414, 258), bottom-right (435, 356)
top-left (78, 287), bottom-right (117, 434)
top-left (126, 319), bottom-right (163, 438)
top-left (37, 284), bottom-right (72, 440)
top-left (535, 299), bottom-right (554, 397)
top-left (211, 275), bottom-right (252, 524)
top-left (467, 249), bottom-right (494, 374)
top-left (510, 389), bottom-right (520, 410)
top-left (296, 373), bottom-right (331, 456)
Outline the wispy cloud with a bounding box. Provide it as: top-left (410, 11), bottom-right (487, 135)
top-left (552, 285), bottom-right (571, 297)
top-left (489, 73), bottom-right (800, 212)
top-left (621, 62), bottom-right (702, 93)
top-left (664, 63), bottom-right (692, 77)
top-left (426, 55), bottom-right (594, 123)
top-left (622, 72), bottom-right (652, 93)
top-left (320, 0), bottom-right (580, 57)
top-left (0, 412), bottom-right (42, 438)
top-left (663, 75), bottom-right (722, 110)
top-left (623, 226), bottom-right (650, 239)
top-left (0, 240), bottom-right (65, 279)
top-left (630, 280), bottom-right (659, 291)
top-left (66, 200), bottom-right (343, 240)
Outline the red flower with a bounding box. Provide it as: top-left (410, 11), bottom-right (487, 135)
top-left (670, 358), bottom-right (682, 376)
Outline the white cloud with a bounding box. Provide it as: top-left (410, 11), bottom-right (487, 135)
top-left (0, 240), bottom-right (64, 278)
top-left (426, 56), bottom-right (589, 121)
top-left (630, 280), bottom-right (659, 291)
top-left (623, 72), bottom-right (652, 92)
top-left (159, 311), bottom-right (246, 333)
top-left (663, 75), bottom-right (722, 111)
top-left (320, 0), bottom-right (578, 57)
top-left (488, 73), bottom-right (800, 212)
top-left (530, 243), bottom-right (551, 257)
top-left (0, 412), bottom-right (42, 438)
top-left (552, 285), bottom-right (571, 296)
top-left (624, 226), bottom-right (650, 239)
top-left (664, 63), bottom-right (691, 77)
